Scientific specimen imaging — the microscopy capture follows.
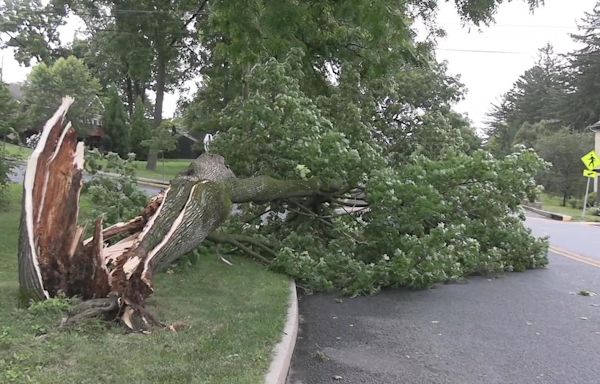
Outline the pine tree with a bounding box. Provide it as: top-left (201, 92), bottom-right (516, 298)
top-left (129, 97), bottom-right (150, 160)
top-left (563, 3), bottom-right (600, 129)
top-left (487, 44), bottom-right (566, 155)
top-left (102, 88), bottom-right (130, 157)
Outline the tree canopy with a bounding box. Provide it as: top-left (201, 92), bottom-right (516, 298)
top-left (22, 56), bottom-right (101, 132)
top-left (179, 0), bottom-right (549, 293)
top-left (102, 88), bottom-right (130, 157)
top-left (0, 82), bottom-right (20, 138)
top-left (562, 3), bottom-right (600, 129)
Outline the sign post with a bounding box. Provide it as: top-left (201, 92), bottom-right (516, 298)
top-left (581, 151), bottom-right (600, 218)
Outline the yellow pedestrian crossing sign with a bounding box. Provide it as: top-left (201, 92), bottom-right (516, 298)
top-left (582, 150), bottom-right (600, 171)
top-left (584, 169), bottom-right (598, 178)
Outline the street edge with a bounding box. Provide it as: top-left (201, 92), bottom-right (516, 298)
top-left (522, 205), bottom-right (572, 221)
top-left (9, 158), bottom-right (170, 189)
top-left (265, 280), bottom-right (299, 384)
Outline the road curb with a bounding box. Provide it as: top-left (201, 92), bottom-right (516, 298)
top-left (136, 176), bottom-right (169, 187)
top-left (523, 205), bottom-right (572, 221)
top-left (265, 280), bottom-right (298, 384)
top-left (97, 171), bottom-right (169, 187)
top-left (135, 179), bottom-right (169, 189)
top-left (9, 158), bottom-right (170, 189)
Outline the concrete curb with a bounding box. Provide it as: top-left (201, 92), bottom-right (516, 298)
top-left (135, 179), bottom-right (169, 189)
top-left (523, 205), bottom-right (572, 221)
top-left (136, 176), bottom-right (169, 187)
top-left (97, 171), bottom-right (169, 187)
top-left (265, 281), bottom-right (298, 384)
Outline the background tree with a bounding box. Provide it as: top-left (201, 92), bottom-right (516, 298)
top-left (67, 0), bottom-right (210, 170)
top-left (535, 130), bottom-right (592, 206)
top-left (0, 0), bottom-right (70, 66)
top-left (102, 88), bottom-right (130, 157)
top-left (0, 82), bottom-right (19, 139)
top-left (562, 3), bottom-right (600, 129)
top-left (129, 97), bottom-right (151, 160)
top-left (487, 44), bottom-right (567, 155)
top-left (22, 56), bottom-right (101, 132)
top-left (1, 0), bottom-right (209, 170)
top-left (71, 31), bottom-right (151, 118)
top-left (140, 120), bottom-right (178, 164)
top-left (0, 82), bottom-right (20, 207)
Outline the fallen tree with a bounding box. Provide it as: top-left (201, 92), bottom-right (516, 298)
top-left (18, 98), bottom-right (344, 330)
top-left (19, 96), bottom-right (550, 331)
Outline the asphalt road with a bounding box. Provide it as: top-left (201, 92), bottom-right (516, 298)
top-left (8, 163), bottom-right (164, 196)
top-left (287, 215), bottom-right (600, 384)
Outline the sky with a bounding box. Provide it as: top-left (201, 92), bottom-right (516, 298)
top-left (0, 0), bottom-right (597, 127)
top-left (435, 0), bottom-right (598, 131)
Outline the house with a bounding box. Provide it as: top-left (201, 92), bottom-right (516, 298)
top-left (80, 96), bottom-right (105, 147)
top-left (161, 127), bottom-right (201, 159)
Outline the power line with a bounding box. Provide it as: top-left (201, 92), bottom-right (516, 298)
top-left (437, 21), bottom-right (577, 30)
top-left (437, 48), bottom-right (530, 55)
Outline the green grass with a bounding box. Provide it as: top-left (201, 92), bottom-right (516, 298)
top-left (538, 193), bottom-right (600, 222)
top-left (1, 142), bottom-right (32, 160)
top-left (133, 159), bottom-right (191, 181)
top-left (0, 183), bottom-right (290, 384)
top-left (1, 140), bottom-right (190, 182)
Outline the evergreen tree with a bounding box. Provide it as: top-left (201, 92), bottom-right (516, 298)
top-left (563, 3), bottom-right (600, 129)
top-left (535, 130), bottom-right (592, 205)
top-left (0, 82), bottom-right (19, 207)
top-left (102, 88), bottom-right (130, 157)
top-left (0, 82), bottom-right (19, 138)
top-left (129, 97), bottom-right (150, 160)
top-left (487, 44), bottom-right (566, 155)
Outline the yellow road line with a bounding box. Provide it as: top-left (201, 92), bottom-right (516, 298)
top-left (549, 245), bottom-right (600, 268)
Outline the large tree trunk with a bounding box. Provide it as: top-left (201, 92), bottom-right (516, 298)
top-left (146, 54), bottom-right (167, 171)
top-left (19, 99), bottom-right (341, 330)
top-left (125, 76), bottom-right (134, 118)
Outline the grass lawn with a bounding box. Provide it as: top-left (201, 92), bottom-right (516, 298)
top-left (133, 158), bottom-right (191, 181)
top-left (1, 142), bottom-right (32, 160)
top-left (538, 193), bottom-right (600, 222)
top-left (0, 183), bottom-right (290, 384)
top-left (1, 140), bottom-right (190, 182)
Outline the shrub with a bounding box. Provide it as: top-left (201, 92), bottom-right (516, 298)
top-left (0, 143), bottom-right (13, 207)
top-left (83, 149), bottom-right (148, 226)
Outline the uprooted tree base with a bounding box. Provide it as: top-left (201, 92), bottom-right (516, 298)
top-left (19, 99), bottom-right (344, 330)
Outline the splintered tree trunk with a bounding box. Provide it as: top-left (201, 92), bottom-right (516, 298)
top-left (19, 99), bottom-right (340, 330)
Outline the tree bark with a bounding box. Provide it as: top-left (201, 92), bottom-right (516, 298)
top-left (18, 100), bottom-right (342, 330)
top-left (146, 53), bottom-right (167, 171)
top-left (125, 76), bottom-right (134, 118)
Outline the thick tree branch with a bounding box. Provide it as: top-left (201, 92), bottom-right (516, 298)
top-left (207, 232), bottom-right (278, 258)
top-left (206, 233), bottom-right (274, 265)
top-left (227, 176), bottom-right (344, 203)
top-left (169, 0), bottom-right (209, 47)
